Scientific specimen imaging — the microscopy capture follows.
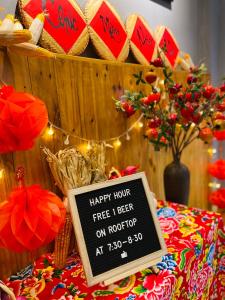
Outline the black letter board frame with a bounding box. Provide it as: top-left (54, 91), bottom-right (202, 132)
top-left (68, 172), bottom-right (167, 287)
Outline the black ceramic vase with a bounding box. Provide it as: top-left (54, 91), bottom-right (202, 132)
top-left (163, 158), bottom-right (190, 205)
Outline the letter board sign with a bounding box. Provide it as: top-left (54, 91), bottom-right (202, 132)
top-left (68, 172), bottom-right (167, 286)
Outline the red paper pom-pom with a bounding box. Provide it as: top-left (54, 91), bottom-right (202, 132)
top-left (0, 86), bottom-right (48, 153)
top-left (213, 129), bottom-right (225, 141)
top-left (0, 175), bottom-right (66, 252)
top-left (208, 160), bottom-right (225, 180)
top-left (209, 188), bottom-right (225, 209)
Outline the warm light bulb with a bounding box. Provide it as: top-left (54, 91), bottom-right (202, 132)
top-left (208, 182), bottom-right (221, 189)
top-left (0, 169), bottom-right (4, 179)
top-left (114, 139), bottom-right (121, 148)
top-left (158, 80), bottom-right (165, 89)
top-left (64, 135), bottom-right (70, 145)
top-left (87, 142), bottom-right (92, 151)
top-left (105, 143), bottom-right (114, 149)
top-left (138, 121), bottom-right (144, 128)
top-left (135, 121), bottom-right (144, 129)
top-left (207, 148), bottom-right (217, 155)
top-left (126, 132), bottom-right (131, 141)
top-left (48, 124), bottom-right (54, 136)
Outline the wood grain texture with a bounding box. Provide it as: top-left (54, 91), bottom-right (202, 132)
top-left (0, 51), bottom-right (209, 278)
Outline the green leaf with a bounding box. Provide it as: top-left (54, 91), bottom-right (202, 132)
top-left (94, 290), bottom-right (115, 296)
top-left (119, 277), bottom-right (130, 287)
top-left (179, 248), bottom-right (191, 270)
top-left (191, 87), bottom-right (200, 92)
top-left (43, 258), bottom-right (50, 268)
top-left (219, 229), bottom-right (225, 239)
top-left (79, 294), bottom-right (87, 298)
top-left (163, 68), bottom-right (167, 77)
top-left (52, 269), bottom-right (63, 278)
top-left (132, 284), bottom-right (147, 295)
top-left (141, 269), bottom-right (152, 276)
top-left (37, 270), bottom-right (42, 280)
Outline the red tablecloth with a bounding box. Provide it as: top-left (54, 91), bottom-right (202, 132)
top-left (5, 202), bottom-right (225, 300)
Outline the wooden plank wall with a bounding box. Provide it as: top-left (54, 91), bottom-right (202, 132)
top-left (0, 50), bottom-right (209, 278)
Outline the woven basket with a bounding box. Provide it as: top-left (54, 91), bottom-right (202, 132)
top-left (43, 144), bottom-right (106, 268)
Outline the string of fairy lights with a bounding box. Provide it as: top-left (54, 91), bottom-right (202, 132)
top-left (0, 96), bottom-right (220, 192)
top-left (0, 115), bottom-right (144, 181)
top-left (44, 116), bottom-right (221, 190)
top-left (0, 75), bottom-right (144, 179)
top-left (0, 113), bottom-right (220, 186)
top-left (46, 113), bottom-right (144, 149)
top-left (45, 114), bottom-right (219, 188)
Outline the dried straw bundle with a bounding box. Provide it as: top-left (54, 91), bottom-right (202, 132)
top-left (43, 143), bottom-right (106, 268)
top-left (87, 142), bottom-right (107, 183)
top-left (43, 147), bottom-right (92, 195)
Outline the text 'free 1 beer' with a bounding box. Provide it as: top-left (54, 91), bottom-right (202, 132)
top-left (68, 172), bottom-right (167, 286)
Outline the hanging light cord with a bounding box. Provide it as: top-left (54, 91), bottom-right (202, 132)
top-left (48, 113), bottom-right (144, 143)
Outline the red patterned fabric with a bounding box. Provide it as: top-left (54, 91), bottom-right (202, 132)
top-left (5, 202), bottom-right (225, 300)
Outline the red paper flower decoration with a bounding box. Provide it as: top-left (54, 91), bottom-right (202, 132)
top-left (120, 166), bottom-right (139, 176)
top-left (213, 129), bottom-right (225, 141)
top-left (0, 85), bottom-right (48, 153)
top-left (209, 188), bottom-right (225, 209)
top-left (0, 168), bottom-right (65, 252)
top-left (208, 160), bottom-right (225, 180)
top-left (109, 166), bottom-right (138, 179)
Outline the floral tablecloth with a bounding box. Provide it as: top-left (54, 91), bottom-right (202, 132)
top-left (5, 202), bottom-right (225, 300)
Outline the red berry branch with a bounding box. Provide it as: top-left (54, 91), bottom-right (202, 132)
top-left (115, 58), bottom-right (225, 161)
